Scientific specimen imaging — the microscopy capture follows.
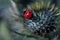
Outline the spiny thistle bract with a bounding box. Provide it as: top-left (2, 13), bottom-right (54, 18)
top-left (23, 1), bottom-right (60, 36)
top-left (13, 0), bottom-right (60, 37)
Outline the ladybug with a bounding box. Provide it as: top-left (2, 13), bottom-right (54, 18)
top-left (23, 9), bottom-right (33, 19)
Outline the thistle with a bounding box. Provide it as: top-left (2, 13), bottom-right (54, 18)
top-left (13, 0), bottom-right (60, 39)
top-left (21, 1), bottom-right (60, 36)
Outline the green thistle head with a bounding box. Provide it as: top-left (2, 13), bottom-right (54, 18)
top-left (13, 0), bottom-right (60, 37)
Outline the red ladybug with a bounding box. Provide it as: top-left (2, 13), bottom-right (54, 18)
top-left (23, 9), bottom-right (33, 19)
